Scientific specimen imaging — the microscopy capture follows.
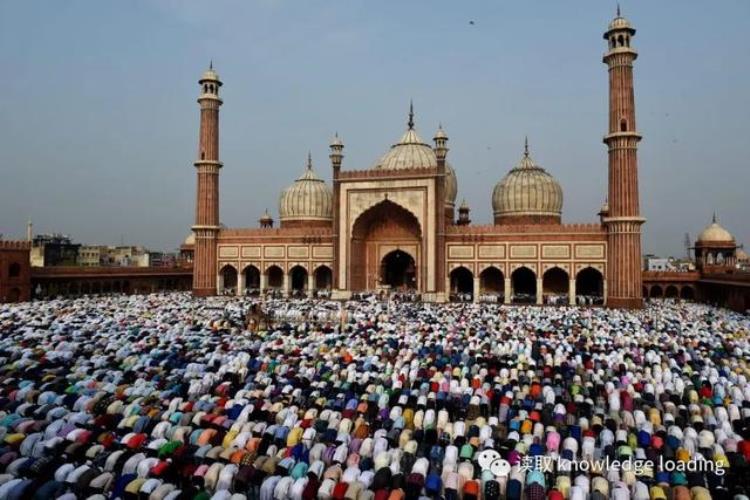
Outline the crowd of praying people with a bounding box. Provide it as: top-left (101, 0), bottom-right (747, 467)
top-left (0, 293), bottom-right (748, 499)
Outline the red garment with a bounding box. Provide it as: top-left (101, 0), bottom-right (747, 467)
top-left (547, 490), bottom-right (564, 500)
top-left (621, 391), bottom-right (634, 412)
top-left (126, 433), bottom-right (147, 449)
top-left (332, 481), bottom-right (349, 500)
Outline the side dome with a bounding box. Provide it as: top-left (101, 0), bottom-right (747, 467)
top-left (492, 140), bottom-right (563, 225)
top-left (697, 216), bottom-right (735, 244)
top-left (279, 153), bottom-right (333, 227)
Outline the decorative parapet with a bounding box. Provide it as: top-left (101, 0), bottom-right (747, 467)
top-left (338, 166), bottom-right (440, 181)
top-left (446, 223), bottom-right (605, 235)
top-left (218, 227), bottom-right (334, 238)
top-left (0, 240), bottom-right (31, 250)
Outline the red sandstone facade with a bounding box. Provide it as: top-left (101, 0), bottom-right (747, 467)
top-left (190, 12), bottom-right (644, 308)
top-left (0, 241), bottom-right (31, 303)
top-left (0, 240), bottom-right (31, 303)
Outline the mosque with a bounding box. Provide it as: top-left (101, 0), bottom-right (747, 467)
top-left (189, 10), bottom-right (647, 308)
top-left (1, 9), bottom-right (746, 309)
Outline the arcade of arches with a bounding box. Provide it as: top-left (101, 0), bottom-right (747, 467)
top-left (218, 263), bottom-right (334, 296)
top-left (643, 284), bottom-right (696, 300)
top-left (448, 265), bottom-right (605, 305)
top-left (220, 260), bottom-right (611, 305)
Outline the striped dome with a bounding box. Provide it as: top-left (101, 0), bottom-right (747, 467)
top-left (607, 15), bottom-right (633, 32)
top-left (697, 216), bottom-right (734, 244)
top-left (279, 154), bottom-right (333, 223)
top-left (492, 142), bottom-right (563, 223)
top-left (372, 128), bottom-right (437, 171)
top-left (372, 107), bottom-right (458, 207)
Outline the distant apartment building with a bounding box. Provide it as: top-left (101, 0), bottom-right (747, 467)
top-left (644, 255), bottom-right (674, 272)
top-left (643, 255), bottom-right (695, 272)
top-left (100, 246), bottom-right (150, 267)
top-left (30, 234), bottom-right (80, 267)
top-left (149, 252), bottom-right (177, 268)
top-left (79, 245), bottom-right (104, 266)
top-left (31, 235), bottom-right (158, 268)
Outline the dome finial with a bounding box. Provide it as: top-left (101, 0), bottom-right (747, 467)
top-left (616, 3), bottom-right (621, 17)
top-left (712, 211), bottom-right (717, 223)
top-left (524, 136), bottom-right (530, 157)
top-left (307, 151), bottom-right (313, 170)
top-left (408, 100), bottom-right (415, 130)
top-left (209, 59), bottom-right (213, 70)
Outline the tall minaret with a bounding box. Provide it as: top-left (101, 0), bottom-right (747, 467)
top-left (330, 133), bottom-right (344, 291)
top-left (603, 8), bottom-right (645, 309)
top-left (192, 63), bottom-right (223, 296)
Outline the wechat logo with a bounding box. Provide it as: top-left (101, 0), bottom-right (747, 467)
top-left (477, 450), bottom-right (511, 476)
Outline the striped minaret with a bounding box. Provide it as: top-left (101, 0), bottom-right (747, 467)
top-left (603, 8), bottom-right (645, 309)
top-left (192, 63), bottom-right (223, 296)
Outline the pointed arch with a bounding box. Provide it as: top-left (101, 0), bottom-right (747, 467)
top-left (450, 266), bottom-right (474, 299)
top-left (479, 266), bottom-right (504, 295)
top-left (511, 266), bottom-right (536, 304)
top-left (380, 250), bottom-right (417, 290)
top-left (542, 266), bottom-right (569, 294)
top-left (266, 265), bottom-right (284, 289)
top-left (290, 265), bottom-right (309, 293)
top-left (219, 264), bottom-right (238, 294)
top-left (350, 198), bottom-right (422, 237)
top-left (243, 265), bottom-right (261, 294)
top-left (576, 267), bottom-right (604, 304)
top-left (313, 265), bottom-right (333, 291)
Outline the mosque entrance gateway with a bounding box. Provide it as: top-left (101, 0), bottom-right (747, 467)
top-left (380, 250), bottom-right (416, 289)
top-left (349, 199), bottom-right (422, 292)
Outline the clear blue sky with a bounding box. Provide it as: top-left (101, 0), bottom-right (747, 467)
top-left (1, 0), bottom-right (748, 256)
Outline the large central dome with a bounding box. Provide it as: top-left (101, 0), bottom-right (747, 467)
top-left (373, 127), bottom-right (438, 170)
top-left (492, 140), bottom-right (563, 225)
top-left (371, 105), bottom-right (458, 208)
